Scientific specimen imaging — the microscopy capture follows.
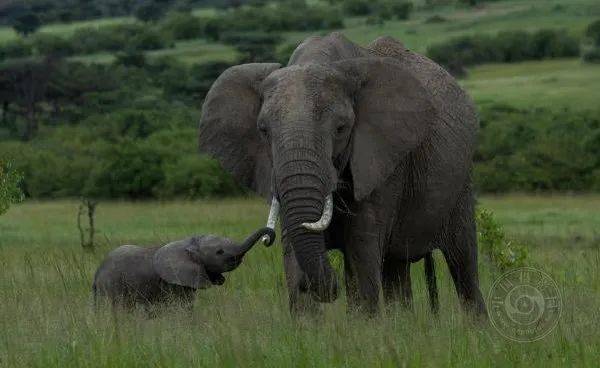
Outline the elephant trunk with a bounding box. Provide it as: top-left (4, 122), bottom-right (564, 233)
top-left (237, 227), bottom-right (276, 255)
top-left (273, 138), bottom-right (338, 302)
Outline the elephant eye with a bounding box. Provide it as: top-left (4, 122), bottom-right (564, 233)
top-left (257, 122), bottom-right (269, 137)
top-left (216, 249), bottom-right (224, 255)
top-left (336, 124), bottom-right (347, 135)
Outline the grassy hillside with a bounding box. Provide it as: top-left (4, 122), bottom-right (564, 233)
top-left (3, 0), bottom-right (597, 111)
top-left (464, 58), bottom-right (600, 111)
top-left (0, 196), bottom-right (598, 366)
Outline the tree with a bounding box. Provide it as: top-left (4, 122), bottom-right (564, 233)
top-left (134, 1), bottom-right (167, 22)
top-left (586, 19), bottom-right (600, 46)
top-left (221, 32), bottom-right (282, 63)
top-left (12, 12), bottom-right (41, 36)
top-left (0, 161), bottom-right (23, 217)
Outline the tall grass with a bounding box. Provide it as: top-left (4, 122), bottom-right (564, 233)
top-left (0, 196), bottom-right (599, 366)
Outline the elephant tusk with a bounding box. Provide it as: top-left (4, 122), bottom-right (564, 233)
top-left (261, 197), bottom-right (280, 245)
top-left (302, 194), bottom-right (333, 232)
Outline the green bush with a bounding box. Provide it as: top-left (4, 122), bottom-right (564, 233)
top-left (221, 32), bottom-right (282, 63)
top-left (205, 1), bottom-right (343, 41)
top-left (343, 0), bottom-right (374, 16)
top-left (0, 160), bottom-right (23, 216)
top-left (582, 47), bottom-right (600, 63)
top-left (161, 154), bottom-right (244, 199)
top-left (0, 39), bottom-right (32, 59)
top-left (427, 29), bottom-right (580, 75)
top-left (29, 33), bottom-right (74, 57)
top-left (160, 12), bottom-right (205, 40)
top-left (586, 19), bottom-right (600, 46)
top-left (476, 208), bottom-right (528, 270)
top-left (474, 105), bottom-right (600, 192)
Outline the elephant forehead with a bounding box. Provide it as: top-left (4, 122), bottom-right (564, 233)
top-left (261, 65), bottom-right (349, 120)
top-left (195, 235), bottom-right (233, 249)
top-left (263, 65), bottom-right (343, 96)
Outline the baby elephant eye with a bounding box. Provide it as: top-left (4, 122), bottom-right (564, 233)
top-left (216, 249), bottom-right (224, 255)
top-left (336, 124), bottom-right (346, 135)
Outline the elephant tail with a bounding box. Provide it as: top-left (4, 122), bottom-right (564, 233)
top-left (424, 252), bottom-right (439, 314)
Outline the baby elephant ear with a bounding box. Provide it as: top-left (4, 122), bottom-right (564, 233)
top-left (153, 238), bottom-right (212, 289)
top-left (334, 57), bottom-right (436, 201)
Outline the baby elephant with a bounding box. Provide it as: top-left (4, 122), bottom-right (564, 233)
top-left (92, 227), bottom-right (275, 310)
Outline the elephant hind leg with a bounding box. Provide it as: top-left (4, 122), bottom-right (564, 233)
top-left (382, 257), bottom-right (412, 310)
top-left (441, 191), bottom-right (487, 317)
top-left (424, 252), bottom-right (439, 314)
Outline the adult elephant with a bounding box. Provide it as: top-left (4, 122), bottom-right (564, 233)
top-left (198, 33), bottom-right (486, 316)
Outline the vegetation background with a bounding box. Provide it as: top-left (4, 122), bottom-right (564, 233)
top-left (0, 0), bottom-right (599, 366)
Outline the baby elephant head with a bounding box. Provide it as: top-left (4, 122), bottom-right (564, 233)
top-left (153, 227), bottom-right (275, 289)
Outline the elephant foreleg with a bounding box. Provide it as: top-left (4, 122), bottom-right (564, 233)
top-left (343, 206), bottom-right (384, 315)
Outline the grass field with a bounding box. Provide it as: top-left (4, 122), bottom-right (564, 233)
top-left (463, 58), bottom-right (600, 111)
top-left (1, 196), bottom-right (598, 367)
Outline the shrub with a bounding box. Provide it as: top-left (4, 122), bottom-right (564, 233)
top-left (87, 140), bottom-right (166, 199)
top-left (160, 12), bottom-right (205, 40)
top-left (586, 19), bottom-right (600, 46)
top-left (424, 15), bottom-right (447, 23)
top-left (582, 47), bottom-right (600, 63)
top-left (343, 0), bottom-right (374, 16)
top-left (0, 39), bottom-right (32, 59)
top-left (474, 106), bottom-right (600, 192)
top-left (387, 1), bottom-right (413, 20)
top-left (0, 160), bottom-right (23, 216)
top-left (204, 1), bottom-right (343, 41)
top-left (134, 1), bottom-right (168, 23)
top-left (161, 155), bottom-right (244, 199)
top-left (427, 28), bottom-right (580, 75)
top-left (221, 32), bottom-right (282, 63)
top-left (476, 208), bottom-right (529, 271)
top-left (114, 49), bottom-right (147, 68)
top-left (11, 12), bottom-right (41, 36)
top-left (29, 33), bottom-right (74, 57)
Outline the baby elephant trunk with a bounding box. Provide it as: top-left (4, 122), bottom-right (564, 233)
top-left (236, 227), bottom-right (276, 255)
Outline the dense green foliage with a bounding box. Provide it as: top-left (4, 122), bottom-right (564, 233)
top-left (11, 11), bottom-right (41, 36)
top-left (474, 105), bottom-right (600, 192)
top-left (427, 29), bottom-right (580, 75)
top-left (0, 57), bottom-right (243, 199)
top-left (340, 0), bottom-right (413, 20)
top-left (0, 0), bottom-right (211, 25)
top-left (0, 23), bottom-right (173, 59)
top-left (586, 19), bottom-right (600, 47)
top-left (476, 208), bottom-right (528, 270)
top-left (204, 1), bottom-right (343, 41)
top-left (0, 160), bottom-right (23, 215)
top-left (0, 3), bottom-right (599, 199)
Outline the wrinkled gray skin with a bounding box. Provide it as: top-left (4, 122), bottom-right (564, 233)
top-left (198, 33), bottom-right (486, 316)
top-left (92, 227), bottom-right (275, 310)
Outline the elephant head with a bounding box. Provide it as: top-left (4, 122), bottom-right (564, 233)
top-left (199, 52), bottom-right (436, 302)
top-left (154, 227), bottom-right (275, 288)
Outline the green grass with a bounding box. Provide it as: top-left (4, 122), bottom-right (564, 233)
top-left (0, 196), bottom-right (599, 366)
top-left (463, 58), bottom-right (600, 111)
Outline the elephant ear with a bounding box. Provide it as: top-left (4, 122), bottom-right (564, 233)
top-left (153, 238), bottom-right (212, 289)
top-left (199, 63), bottom-right (281, 198)
top-left (334, 57), bottom-right (436, 200)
